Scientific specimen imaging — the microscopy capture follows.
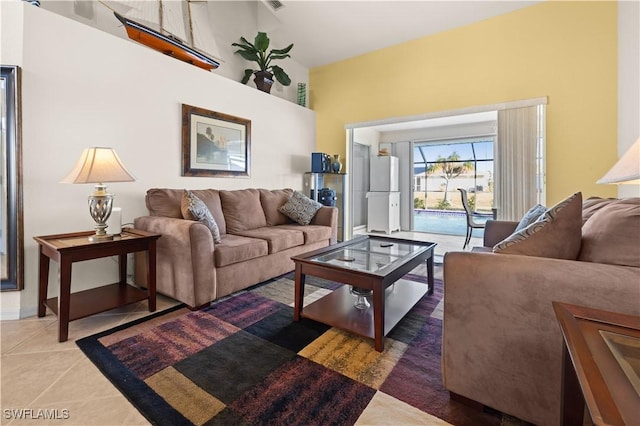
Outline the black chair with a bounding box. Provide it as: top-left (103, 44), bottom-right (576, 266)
top-left (458, 188), bottom-right (487, 249)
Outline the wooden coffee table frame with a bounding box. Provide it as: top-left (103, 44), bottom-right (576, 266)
top-left (292, 236), bottom-right (436, 352)
top-left (34, 228), bottom-right (161, 342)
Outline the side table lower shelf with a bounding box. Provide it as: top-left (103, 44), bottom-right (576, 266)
top-left (43, 283), bottom-right (150, 321)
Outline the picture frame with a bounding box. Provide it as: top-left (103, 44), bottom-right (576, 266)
top-left (1, 65), bottom-right (24, 291)
top-left (181, 104), bottom-right (251, 177)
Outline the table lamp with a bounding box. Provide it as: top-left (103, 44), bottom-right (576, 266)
top-left (61, 147), bottom-right (135, 241)
top-left (596, 137), bottom-right (640, 185)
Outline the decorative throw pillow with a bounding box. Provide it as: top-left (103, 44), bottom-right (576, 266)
top-left (493, 192), bottom-right (582, 260)
top-left (515, 204), bottom-right (547, 232)
top-left (278, 191), bottom-right (323, 225)
top-left (181, 190), bottom-right (222, 243)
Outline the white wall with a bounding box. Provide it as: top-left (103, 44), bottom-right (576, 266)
top-left (1, 2), bottom-right (315, 319)
top-left (39, 0), bottom-right (308, 104)
top-left (618, 0), bottom-right (640, 198)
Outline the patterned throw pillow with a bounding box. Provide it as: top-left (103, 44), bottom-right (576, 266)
top-left (515, 204), bottom-right (547, 231)
top-left (493, 192), bottom-right (582, 260)
top-left (278, 191), bottom-right (323, 226)
top-left (181, 190), bottom-right (222, 243)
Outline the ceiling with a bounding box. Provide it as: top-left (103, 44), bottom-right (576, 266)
top-left (263, 1), bottom-right (541, 68)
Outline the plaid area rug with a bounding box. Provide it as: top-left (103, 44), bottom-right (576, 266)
top-left (77, 267), bottom-right (522, 426)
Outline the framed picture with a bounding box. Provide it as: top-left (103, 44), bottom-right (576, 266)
top-left (1, 65), bottom-right (23, 291)
top-left (181, 104), bottom-right (251, 177)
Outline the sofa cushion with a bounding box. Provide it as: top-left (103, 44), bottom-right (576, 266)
top-left (259, 188), bottom-right (294, 226)
top-left (189, 189), bottom-right (226, 235)
top-left (276, 224), bottom-right (332, 244)
top-left (278, 191), bottom-right (323, 225)
top-left (493, 192), bottom-right (582, 260)
top-left (146, 188), bottom-right (226, 234)
top-left (220, 189), bottom-right (267, 232)
top-left (515, 204), bottom-right (547, 232)
top-left (582, 196), bottom-right (617, 225)
top-left (579, 198), bottom-right (640, 267)
top-left (232, 227), bottom-right (304, 254)
top-left (146, 188), bottom-right (183, 218)
top-left (181, 190), bottom-right (222, 243)
top-left (214, 234), bottom-right (268, 267)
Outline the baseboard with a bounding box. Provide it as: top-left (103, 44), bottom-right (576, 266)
top-left (0, 305), bottom-right (37, 320)
top-left (0, 307), bottom-right (20, 320)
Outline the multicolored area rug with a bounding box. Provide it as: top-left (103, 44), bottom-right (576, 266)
top-left (77, 266), bottom-right (524, 426)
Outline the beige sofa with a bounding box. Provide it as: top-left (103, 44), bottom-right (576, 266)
top-left (134, 188), bottom-right (337, 309)
top-left (442, 197), bottom-right (640, 426)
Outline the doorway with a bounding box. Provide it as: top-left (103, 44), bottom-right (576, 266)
top-left (412, 137), bottom-right (495, 237)
top-left (345, 98), bottom-right (547, 242)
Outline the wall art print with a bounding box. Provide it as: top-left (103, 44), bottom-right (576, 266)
top-left (181, 104), bottom-right (251, 177)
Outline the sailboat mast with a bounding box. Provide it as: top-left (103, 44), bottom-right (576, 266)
top-left (186, 0), bottom-right (195, 47)
top-left (158, 0), bottom-right (163, 32)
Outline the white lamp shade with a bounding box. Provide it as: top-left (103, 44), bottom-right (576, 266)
top-left (61, 147), bottom-right (135, 184)
top-left (597, 137), bottom-right (640, 185)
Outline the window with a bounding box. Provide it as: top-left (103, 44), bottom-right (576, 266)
top-left (413, 137), bottom-right (495, 213)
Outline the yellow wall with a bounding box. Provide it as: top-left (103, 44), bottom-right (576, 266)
top-left (309, 1), bottom-right (618, 204)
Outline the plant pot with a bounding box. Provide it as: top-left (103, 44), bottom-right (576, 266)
top-left (253, 71), bottom-right (274, 93)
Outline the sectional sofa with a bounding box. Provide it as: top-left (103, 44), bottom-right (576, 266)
top-left (442, 196), bottom-right (640, 425)
top-left (134, 188), bottom-right (337, 308)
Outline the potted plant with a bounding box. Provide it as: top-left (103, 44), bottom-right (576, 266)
top-left (232, 32), bottom-right (293, 93)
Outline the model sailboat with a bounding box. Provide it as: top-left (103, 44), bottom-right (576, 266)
top-left (109, 0), bottom-right (221, 71)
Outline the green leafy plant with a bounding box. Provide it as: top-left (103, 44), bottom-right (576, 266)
top-left (468, 195), bottom-right (476, 212)
top-left (435, 199), bottom-right (451, 210)
top-left (414, 197), bottom-right (425, 209)
top-left (232, 32), bottom-right (293, 86)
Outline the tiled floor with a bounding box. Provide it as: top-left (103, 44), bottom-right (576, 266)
top-left (0, 232), bottom-right (475, 425)
top-left (1, 296), bottom-right (180, 425)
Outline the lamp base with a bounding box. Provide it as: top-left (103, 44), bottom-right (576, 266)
top-left (88, 233), bottom-right (114, 242)
top-left (88, 186), bottom-right (114, 242)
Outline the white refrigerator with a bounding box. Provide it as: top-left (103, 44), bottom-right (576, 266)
top-left (367, 155), bottom-right (400, 234)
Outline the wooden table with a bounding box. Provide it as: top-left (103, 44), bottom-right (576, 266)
top-left (553, 302), bottom-right (640, 426)
top-left (35, 228), bottom-right (161, 342)
top-left (292, 236), bottom-right (436, 352)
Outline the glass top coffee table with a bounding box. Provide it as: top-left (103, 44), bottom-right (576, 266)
top-left (291, 235), bottom-right (436, 352)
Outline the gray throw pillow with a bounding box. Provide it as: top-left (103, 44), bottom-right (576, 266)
top-left (278, 191), bottom-right (323, 225)
top-left (515, 203), bottom-right (547, 231)
top-left (493, 192), bottom-right (582, 260)
top-left (181, 190), bottom-right (222, 243)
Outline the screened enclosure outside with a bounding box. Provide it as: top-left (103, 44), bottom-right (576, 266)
top-left (413, 138), bottom-right (494, 235)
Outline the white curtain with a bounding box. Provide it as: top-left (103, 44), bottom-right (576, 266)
top-left (390, 141), bottom-right (412, 231)
top-left (495, 105), bottom-right (544, 221)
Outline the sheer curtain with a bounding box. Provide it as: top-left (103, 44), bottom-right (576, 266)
top-left (495, 104), bottom-right (546, 220)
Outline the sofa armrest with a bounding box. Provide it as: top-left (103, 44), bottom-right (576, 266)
top-left (483, 220), bottom-right (518, 247)
top-left (134, 216), bottom-right (216, 308)
top-left (311, 206), bottom-right (338, 244)
top-left (442, 251), bottom-right (640, 425)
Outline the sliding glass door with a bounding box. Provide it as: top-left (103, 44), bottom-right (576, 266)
top-left (412, 137), bottom-right (495, 236)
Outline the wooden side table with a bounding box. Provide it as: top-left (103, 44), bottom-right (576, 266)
top-left (553, 302), bottom-right (640, 426)
top-left (34, 228), bottom-right (161, 342)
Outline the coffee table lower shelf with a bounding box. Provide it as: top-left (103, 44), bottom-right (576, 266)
top-left (300, 279), bottom-right (427, 340)
top-left (44, 283), bottom-right (150, 321)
